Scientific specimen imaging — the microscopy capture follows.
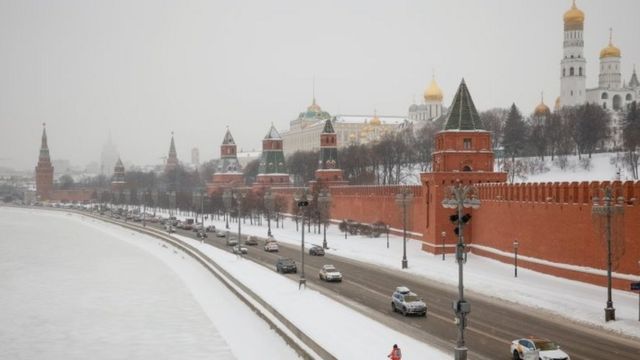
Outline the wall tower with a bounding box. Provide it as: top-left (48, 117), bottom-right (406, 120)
top-left (35, 123), bottom-right (54, 200)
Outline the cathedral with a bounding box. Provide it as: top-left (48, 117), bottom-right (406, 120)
top-left (408, 75), bottom-right (445, 123)
top-left (557, 0), bottom-right (639, 147)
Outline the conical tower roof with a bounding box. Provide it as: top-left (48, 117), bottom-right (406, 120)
top-left (264, 124), bottom-right (281, 139)
top-left (629, 66), bottom-right (640, 88)
top-left (222, 127), bottom-right (236, 145)
top-left (39, 123), bottom-right (51, 161)
top-left (114, 157), bottom-right (124, 171)
top-left (322, 119), bottom-right (335, 134)
top-left (168, 133), bottom-right (177, 157)
top-left (443, 79), bottom-right (482, 130)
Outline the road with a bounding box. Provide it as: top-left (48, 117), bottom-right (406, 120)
top-left (124, 216), bottom-right (640, 360)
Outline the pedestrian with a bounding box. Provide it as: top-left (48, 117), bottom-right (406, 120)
top-left (387, 344), bottom-right (402, 360)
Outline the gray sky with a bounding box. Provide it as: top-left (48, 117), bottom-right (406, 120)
top-left (1, 0), bottom-right (639, 171)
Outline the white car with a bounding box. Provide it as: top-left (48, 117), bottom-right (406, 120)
top-left (319, 264), bottom-right (342, 282)
top-left (264, 241), bottom-right (279, 252)
top-left (510, 338), bottom-right (570, 360)
top-left (232, 245), bottom-right (248, 254)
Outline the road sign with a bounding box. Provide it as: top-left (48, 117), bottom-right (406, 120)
top-left (631, 282), bottom-right (640, 291)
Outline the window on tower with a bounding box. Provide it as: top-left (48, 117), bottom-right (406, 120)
top-left (570, 67), bottom-right (574, 76)
top-left (563, 68), bottom-right (566, 77)
top-left (579, 67), bottom-right (583, 76)
top-left (601, 92), bottom-right (608, 99)
top-left (463, 138), bottom-right (472, 150)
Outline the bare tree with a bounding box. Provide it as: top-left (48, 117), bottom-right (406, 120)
top-left (623, 101), bottom-right (640, 179)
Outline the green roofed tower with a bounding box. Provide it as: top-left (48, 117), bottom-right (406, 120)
top-left (443, 79), bottom-right (483, 131)
top-left (253, 124), bottom-right (290, 189)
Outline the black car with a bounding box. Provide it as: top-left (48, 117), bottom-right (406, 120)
top-left (309, 245), bottom-right (325, 256)
top-left (276, 258), bottom-right (297, 274)
top-left (196, 230), bottom-right (207, 239)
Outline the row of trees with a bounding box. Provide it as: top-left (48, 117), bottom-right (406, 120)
top-left (74, 101), bottom-right (640, 192)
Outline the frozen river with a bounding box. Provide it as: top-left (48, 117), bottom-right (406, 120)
top-left (0, 207), bottom-right (299, 360)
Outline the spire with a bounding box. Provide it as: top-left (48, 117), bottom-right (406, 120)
top-left (40, 122), bottom-right (48, 150)
top-left (609, 27), bottom-right (613, 45)
top-left (629, 64), bottom-right (640, 88)
top-left (443, 79), bottom-right (482, 130)
top-left (222, 127), bottom-right (236, 145)
top-left (322, 119), bottom-right (335, 134)
top-left (264, 123), bottom-right (281, 139)
top-left (169, 131), bottom-right (176, 157)
top-left (39, 122), bottom-right (51, 161)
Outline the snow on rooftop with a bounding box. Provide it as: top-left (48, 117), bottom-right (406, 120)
top-left (334, 114), bottom-right (408, 125)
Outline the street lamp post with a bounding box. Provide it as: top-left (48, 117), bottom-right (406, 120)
top-left (395, 188), bottom-right (413, 269)
top-left (294, 188), bottom-right (313, 289)
top-left (442, 182), bottom-right (480, 360)
top-left (223, 189), bottom-right (232, 230)
top-left (138, 190), bottom-right (147, 227)
top-left (264, 189), bottom-right (275, 237)
top-left (151, 190), bottom-right (158, 218)
top-left (123, 190), bottom-right (130, 222)
top-left (317, 188), bottom-right (331, 249)
top-left (234, 190), bottom-right (247, 256)
top-left (592, 187), bottom-right (624, 322)
top-left (442, 231), bottom-right (446, 261)
top-left (513, 239), bottom-right (519, 278)
top-left (386, 225), bottom-right (390, 249)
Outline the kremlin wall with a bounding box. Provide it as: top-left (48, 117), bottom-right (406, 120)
top-left (34, 1), bottom-right (639, 291)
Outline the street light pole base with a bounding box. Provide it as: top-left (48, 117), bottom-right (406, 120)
top-left (298, 278), bottom-right (306, 290)
top-left (605, 307), bottom-right (616, 321)
top-left (401, 259), bottom-right (408, 269)
top-left (323, 241), bottom-right (328, 249)
top-left (454, 346), bottom-right (468, 360)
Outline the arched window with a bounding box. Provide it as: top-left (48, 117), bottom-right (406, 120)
top-left (613, 94), bottom-right (622, 111)
top-left (603, 102), bottom-right (607, 109)
top-left (571, 55), bottom-right (574, 59)
top-left (462, 165), bottom-right (472, 172)
top-left (570, 67), bottom-right (574, 76)
top-left (579, 67), bottom-right (583, 76)
top-left (601, 92), bottom-right (608, 99)
top-left (563, 68), bottom-right (566, 77)
top-left (626, 94), bottom-right (632, 101)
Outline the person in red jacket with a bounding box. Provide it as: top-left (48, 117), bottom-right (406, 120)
top-left (388, 344), bottom-right (402, 360)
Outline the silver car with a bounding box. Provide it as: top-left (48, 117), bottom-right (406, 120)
top-left (391, 286), bottom-right (427, 316)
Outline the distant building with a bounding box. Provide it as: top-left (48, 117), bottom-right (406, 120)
top-left (191, 147), bottom-right (200, 166)
top-left (34, 124), bottom-right (93, 202)
top-left (556, 1), bottom-right (639, 149)
top-left (281, 97), bottom-right (408, 155)
top-left (111, 157), bottom-right (126, 191)
top-left (165, 132), bottom-right (179, 172)
top-left (408, 75), bottom-right (445, 123)
top-left (100, 133), bottom-right (119, 176)
top-left (253, 124), bottom-right (290, 189)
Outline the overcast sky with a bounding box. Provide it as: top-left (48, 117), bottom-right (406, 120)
top-left (1, 0), bottom-right (639, 171)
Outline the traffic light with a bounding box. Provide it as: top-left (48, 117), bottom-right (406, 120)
top-left (449, 213), bottom-right (472, 235)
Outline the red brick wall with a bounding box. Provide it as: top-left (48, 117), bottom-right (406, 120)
top-left (471, 180), bottom-right (640, 289)
top-left (328, 185), bottom-right (425, 235)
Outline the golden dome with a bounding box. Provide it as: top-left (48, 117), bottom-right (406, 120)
top-left (600, 30), bottom-right (621, 58)
top-left (534, 102), bottom-right (550, 116)
top-left (563, 0), bottom-right (584, 26)
top-left (554, 96), bottom-right (561, 111)
top-left (534, 93), bottom-right (550, 116)
top-left (370, 115), bottom-right (381, 126)
top-left (424, 77), bottom-right (443, 102)
top-left (307, 97), bottom-right (322, 112)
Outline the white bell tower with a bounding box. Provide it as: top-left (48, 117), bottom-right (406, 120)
top-left (560, 0), bottom-right (586, 107)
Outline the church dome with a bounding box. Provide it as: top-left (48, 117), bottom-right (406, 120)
top-left (534, 93), bottom-right (550, 116)
top-left (554, 96), bottom-right (561, 111)
top-left (534, 101), bottom-right (550, 116)
top-left (424, 78), bottom-right (443, 102)
top-left (563, 0), bottom-right (584, 27)
top-left (600, 32), bottom-right (621, 59)
top-left (369, 114), bottom-right (381, 125)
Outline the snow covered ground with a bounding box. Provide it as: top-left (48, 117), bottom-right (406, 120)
top-left (0, 207), bottom-right (299, 360)
top-left (1, 206), bottom-right (450, 359)
top-left (162, 209), bottom-right (640, 340)
top-left (504, 152), bottom-right (634, 183)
